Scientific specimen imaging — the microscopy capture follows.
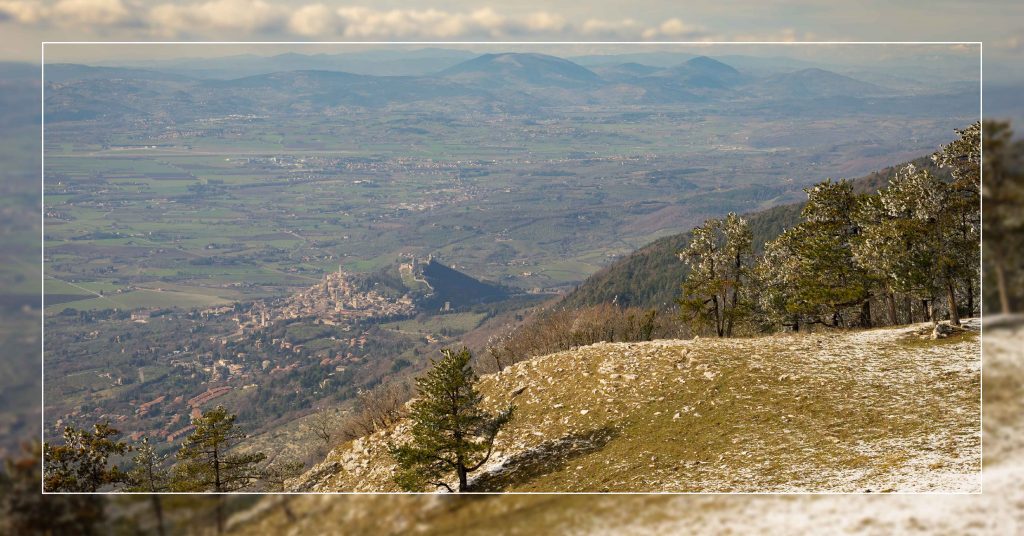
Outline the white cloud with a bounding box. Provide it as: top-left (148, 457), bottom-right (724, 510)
top-left (0, 0), bottom-right (135, 27)
top-left (0, 1), bottom-right (710, 42)
top-left (287, 3), bottom-right (338, 37)
top-left (0, 0), bottom-right (49, 24)
top-left (149, 0), bottom-right (287, 37)
top-left (641, 18), bottom-right (708, 40)
top-left (522, 11), bottom-right (566, 33)
top-left (52, 0), bottom-right (131, 26)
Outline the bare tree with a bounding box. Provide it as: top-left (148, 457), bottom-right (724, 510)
top-left (340, 381), bottom-right (412, 441)
top-left (309, 407), bottom-right (340, 451)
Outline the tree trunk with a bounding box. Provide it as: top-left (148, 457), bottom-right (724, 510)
top-left (995, 260), bottom-right (1011, 314)
top-left (151, 495), bottom-right (166, 536)
top-left (213, 447), bottom-right (221, 492)
top-left (946, 278), bottom-right (961, 326)
top-left (923, 299), bottom-right (935, 324)
top-left (965, 279), bottom-right (974, 318)
top-left (860, 300), bottom-right (872, 328)
top-left (885, 291), bottom-right (898, 326)
top-left (215, 495), bottom-right (225, 535)
top-left (457, 466), bottom-right (468, 492)
top-left (713, 295), bottom-right (723, 338)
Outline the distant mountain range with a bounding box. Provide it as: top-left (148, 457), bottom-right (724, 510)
top-left (44, 52), bottom-right (977, 123)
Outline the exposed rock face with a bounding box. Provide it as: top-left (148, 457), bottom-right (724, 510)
top-left (289, 321), bottom-right (979, 493)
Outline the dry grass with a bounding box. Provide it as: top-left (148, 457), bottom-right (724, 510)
top-left (286, 322), bottom-right (979, 493)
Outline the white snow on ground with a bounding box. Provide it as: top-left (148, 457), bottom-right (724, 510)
top-left (575, 319), bottom-right (1019, 535)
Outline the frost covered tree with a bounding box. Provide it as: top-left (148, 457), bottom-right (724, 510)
top-left (932, 122), bottom-right (982, 319)
top-left (753, 227), bottom-right (803, 330)
top-left (854, 165), bottom-right (944, 322)
top-left (678, 213), bottom-right (753, 337)
top-left (43, 422), bottom-right (129, 492)
top-left (389, 347), bottom-right (513, 492)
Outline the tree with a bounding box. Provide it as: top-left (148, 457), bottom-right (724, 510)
top-left (389, 347), bottom-right (514, 492)
top-left (873, 163), bottom-right (977, 325)
top-left (171, 406), bottom-right (266, 493)
top-left (981, 121), bottom-right (1024, 313)
top-left (44, 421), bottom-right (129, 492)
top-left (932, 122), bottom-right (982, 323)
top-left (339, 382), bottom-right (411, 442)
top-left (851, 192), bottom-right (906, 325)
top-left (758, 180), bottom-right (873, 329)
top-left (125, 437), bottom-right (170, 492)
top-left (125, 437), bottom-right (170, 536)
top-left (310, 406), bottom-right (339, 452)
top-left (260, 458), bottom-right (305, 492)
top-left (753, 227), bottom-right (803, 331)
top-left (678, 213), bottom-right (753, 337)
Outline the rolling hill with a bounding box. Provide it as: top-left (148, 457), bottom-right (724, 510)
top-left (43, 53), bottom-right (977, 121)
top-left (755, 68), bottom-right (887, 98)
top-left (438, 52), bottom-right (604, 89)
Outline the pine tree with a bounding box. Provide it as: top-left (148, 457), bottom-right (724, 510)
top-left (389, 348), bottom-right (514, 492)
top-left (171, 406), bottom-right (266, 493)
top-left (933, 122), bottom-right (982, 322)
top-left (678, 213), bottom-right (753, 336)
top-left (125, 437), bottom-right (170, 536)
top-left (260, 458), bottom-right (305, 492)
top-left (981, 121), bottom-right (1024, 313)
top-left (125, 437), bottom-right (170, 492)
top-left (863, 163), bottom-right (976, 325)
top-left (43, 421), bottom-right (129, 492)
top-left (753, 227), bottom-right (803, 330)
top-left (757, 180), bottom-right (872, 328)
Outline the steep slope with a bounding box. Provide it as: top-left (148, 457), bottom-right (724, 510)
top-left (560, 155), bottom-right (948, 310)
top-left (418, 258), bottom-right (511, 309)
top-left (289, 322), bottom-right (979, 493)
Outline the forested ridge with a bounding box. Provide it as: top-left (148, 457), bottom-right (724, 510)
top-left (562, 155), bottom-right (949, 311)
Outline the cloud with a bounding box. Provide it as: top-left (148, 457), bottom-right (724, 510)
top-left (1, 0), bottom-right (135, 27)
top-left (149, 0), bottom-right (287, 37)
top-left (1, 0), bottom-right (712, 42)
top-left (287, 3), bottom-right (337, 38)
top-left (0, 0), bottom-right (49, 24)
top-left (52, 0), bottom-right (132, 26)
top-left (641, 18), bottom-right (707, 40)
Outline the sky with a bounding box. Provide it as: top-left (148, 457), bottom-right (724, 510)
top-left (0, 0), bottom-right (1021, 82)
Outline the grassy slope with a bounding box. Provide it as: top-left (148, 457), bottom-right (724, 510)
top-left (288, 323), bottom-right (979, 494)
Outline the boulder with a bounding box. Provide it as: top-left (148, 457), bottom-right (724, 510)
top-left (932, 322), bottom-right (954, 339)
